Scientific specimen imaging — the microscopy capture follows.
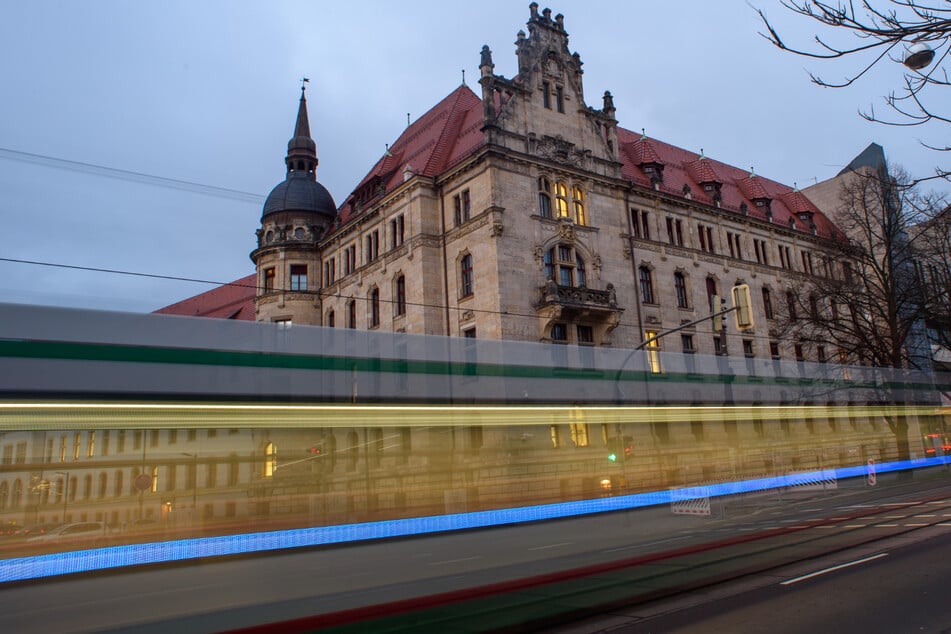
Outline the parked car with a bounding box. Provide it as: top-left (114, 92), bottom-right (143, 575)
top-left (27, 522), bottom-right (107, 544)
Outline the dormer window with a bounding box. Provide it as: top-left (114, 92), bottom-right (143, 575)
top-left (643, 165), bottom-right (654, 174)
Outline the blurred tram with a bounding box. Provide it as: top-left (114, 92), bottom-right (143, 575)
top-left (0, 302), bottom-right (947, 551)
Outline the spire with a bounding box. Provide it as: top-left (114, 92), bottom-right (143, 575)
top-left (285, 83), bottom-right (318, 180)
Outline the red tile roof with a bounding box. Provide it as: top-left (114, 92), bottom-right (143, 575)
top-left (154, 274), bottom-right (256, 320)
top-left (337, 85), bottom-right (485, 225)
top-left (616, 127), bottom-right (834, 238)
top-left (335, 85), bottom-right (837, 240)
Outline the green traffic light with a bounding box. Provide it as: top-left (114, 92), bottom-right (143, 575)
top-left (607, 453), bottom-right (617, 462)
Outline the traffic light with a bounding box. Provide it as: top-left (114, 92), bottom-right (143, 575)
top-left (731, 284), bottom-right (754, 331)
top-left (606, 436), bottom-right (634, 462)
top-left (712, 295), bottom-right (723, 332)
top-left (308, 444), bottom-right (322, 455)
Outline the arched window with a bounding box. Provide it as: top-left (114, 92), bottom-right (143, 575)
top-left (460, 254), bottom-right (474, 297)
top-left (555, 182), bottom-right (569, 218)
top-left (326, 310), bottom-right (335, 328)
top-left (369, 287), bottom-right (380, 327)
top-left (639, 266), bottom-right (655, 304)
top-left (572, 186), bottom-right (586, 225)
top-left (545, 244), bottom-right (585, 288)
top-left (395, 275), bottom-right (406, 316)
top-left (537, 177), bottom-right (552, 218)
top-left (674, 272), bottom-right (688, 308)
top-left (0, 481), bottom-right (8, 509)
top-left (347, 300), bottom-right (356, 329)
top-left (264, 442), bottom-right (276, 478)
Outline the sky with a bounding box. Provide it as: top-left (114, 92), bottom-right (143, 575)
top-left (1, 1), bottom-right (948, 313)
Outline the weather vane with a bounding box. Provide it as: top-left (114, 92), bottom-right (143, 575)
top-left (301, 77), bottom-right (310, 92)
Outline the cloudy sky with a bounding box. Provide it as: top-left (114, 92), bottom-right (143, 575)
top-left (1, 1), bottom-right (947, 312)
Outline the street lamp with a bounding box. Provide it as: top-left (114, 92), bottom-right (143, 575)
top-left (903, 41), bottom-right (935, 71)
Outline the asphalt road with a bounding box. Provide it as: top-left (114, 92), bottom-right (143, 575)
top-left (593, 525), bottom-right (951, 634)
top-left (3, 472), bottom-right (951, 633)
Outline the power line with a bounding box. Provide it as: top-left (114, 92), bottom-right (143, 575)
top-left (0, 147), bottom-right (265, 203)
top-left (1, 256), bottom-right (790, 344)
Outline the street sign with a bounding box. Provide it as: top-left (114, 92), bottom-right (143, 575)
top-left (134, 473), bottom-right (153, 492)
top-left (867, 458), bottom-right (877, 486)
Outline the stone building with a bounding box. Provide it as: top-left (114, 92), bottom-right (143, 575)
top-left (207, 3), bottom-right (852, 367)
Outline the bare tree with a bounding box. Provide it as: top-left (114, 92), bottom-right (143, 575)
top-left (777, 162), bottom-right (948, 460)
top-left (756, 1), bottom-right (951, 174)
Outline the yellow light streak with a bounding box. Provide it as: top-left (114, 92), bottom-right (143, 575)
top-left (0, 401), bottom-right (941, 431)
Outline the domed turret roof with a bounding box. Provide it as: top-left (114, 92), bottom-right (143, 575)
top-left (262, 171), bottom-right (336, 219)
top-left (261, 85), bottom-right (337, 221)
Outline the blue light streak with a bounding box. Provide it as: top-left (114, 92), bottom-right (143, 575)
top-left (3, 455), bottom-right (949, 583)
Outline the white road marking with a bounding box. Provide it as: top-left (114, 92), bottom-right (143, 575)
top-left (914, 514), bottom-right (936, 518)
top-left (905, 523), bottom-right (928, 527)
top-left (428, 556), bottom-right (483, 566)
top-left (844, 524), bottom-right (867, 528)
top-left (780, 553), bottom-right (888, 586)
top-left (875, 524), bottom-right (898, 527)
top-left (528, 542), bottom-right (572, 551)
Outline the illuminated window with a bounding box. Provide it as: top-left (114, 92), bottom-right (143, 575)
top-left (645, 330), bottom-right (661, 373)
top-left (555, 182), bottom-right (569, 218)
top-left (549, 424), bottom-right (562, 448)
top-left (151, 467), bottom-right (159, 493)
top-left (569, 409), bottom-right (589, 446)
top-left (263, 267), bottom-right (275, 292)
top-left (264, 442), bottom-right (276, 478)
top-left (572, 186), bottom-right (586, 225)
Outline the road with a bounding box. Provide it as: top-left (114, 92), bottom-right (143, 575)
top-left (588, 524), bottom-right (951, 634)
top-left (2, 472), bottom-right (951, 632)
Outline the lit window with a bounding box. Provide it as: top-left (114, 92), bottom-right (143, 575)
top-left (572, 186), bottom-right (586, 225)
top-left (264, 443), bottom-right (276, 478)
top-left (555, 182), bottom-right (569, 218)
top-left (644, 330), bottom-right (661, 373)
top-left (263, 267), bottom-right (275, 292)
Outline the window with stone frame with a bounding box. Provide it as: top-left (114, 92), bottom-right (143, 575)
top-left (263, 267), bottom-right (275, 292)
top-left (289, 264), bottom-right (307, 291)
top-left (555, 182), bottom-right (569, 218)
top-left (674, 271), bottom-right (689, 308)
top-left (639, 266), bottom-right (655, 304)
top-left (394, 275), bottom-right (406, 316)
top-left (538, 177), bottom-right (552, 218)
top-left (459, 253), bottom-right (473, 298)
top-left (762, 287), bottom-right (774, 319)
top-left (369, 287), bottom-right (380, 328)
top-left (571, 186), bottom-right (586, 225)
top-left (544, 244), bottom-right (586, 287)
